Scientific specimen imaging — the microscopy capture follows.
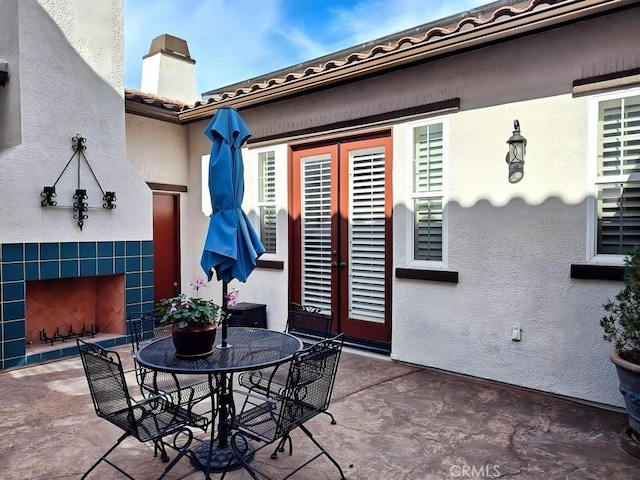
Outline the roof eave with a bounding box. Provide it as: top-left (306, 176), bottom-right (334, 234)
top-left (125, 100), bottom-right (181, 124)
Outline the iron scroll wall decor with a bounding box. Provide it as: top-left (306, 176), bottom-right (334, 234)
top-left (40, 135), bottom-right (116, 230)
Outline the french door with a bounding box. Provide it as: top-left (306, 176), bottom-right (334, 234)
top-left (290, 133), bottom-right (392, 347)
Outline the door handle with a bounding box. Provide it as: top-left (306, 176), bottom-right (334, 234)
top-left (331, 261), bottom-right (347, 269)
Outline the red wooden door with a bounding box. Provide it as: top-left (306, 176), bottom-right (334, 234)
top-left (153, 193), bottom-right (181, 303)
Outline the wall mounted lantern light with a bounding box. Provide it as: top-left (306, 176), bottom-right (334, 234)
top-left (40, 135), bottom-right (116, 230)
top-left (506, 120), bottom-right (527, 183)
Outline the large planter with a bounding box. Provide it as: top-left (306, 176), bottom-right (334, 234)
top-left (611, 350), bottom-right (640, 458)
top-left (172, 324), bottom-right (217, 359)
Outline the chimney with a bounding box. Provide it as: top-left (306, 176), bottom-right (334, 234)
top-left (141, 34), bottom-right (197, 104)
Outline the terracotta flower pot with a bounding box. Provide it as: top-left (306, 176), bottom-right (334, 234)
top-left (172, 324), bottom-right (217, 359)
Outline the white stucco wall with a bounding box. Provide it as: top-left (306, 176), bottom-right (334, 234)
top-left (125, 113), bottom-right (189, 186)
top-left (391, 94), bottom-right (620, 406)
top-left (0, 0), bottom-right (151, 242)
top-left (127, 7), bottom-right (637, 407)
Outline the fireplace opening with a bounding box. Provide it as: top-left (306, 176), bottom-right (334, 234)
top-left (26, 275), bottom-right (125, 351)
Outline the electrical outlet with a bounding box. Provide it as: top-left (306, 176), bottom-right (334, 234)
top-left (511, 327), bottom-right (522, 341)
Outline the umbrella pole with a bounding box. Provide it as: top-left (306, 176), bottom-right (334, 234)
top-left (221, 280), bottom-right (228, 348)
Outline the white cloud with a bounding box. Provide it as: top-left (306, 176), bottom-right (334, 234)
top-left (328, 0), bottom-right (490, 46)
top-left (124, 0), bottom-right (492, 94)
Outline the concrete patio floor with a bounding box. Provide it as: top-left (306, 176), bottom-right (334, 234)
top-left (1, 345), bottom-right (639, 480)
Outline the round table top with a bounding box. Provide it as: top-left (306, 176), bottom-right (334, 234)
top-left (135, 327), bottom-right (303, 374)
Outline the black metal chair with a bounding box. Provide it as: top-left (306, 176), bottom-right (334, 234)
top-left (286, 302), bottom-right (333, 346)
top-left (77, 339), bottom-right (209, 480)
top-left (223, 334), bottom-right (346, 480)
top-left (128, 312), bottom-right (214, 415)
top-left (237, 303), bottom-right (337, 424)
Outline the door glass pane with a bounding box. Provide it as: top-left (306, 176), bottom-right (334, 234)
top-left (349, 147), bottom-right (386, 323)
top-left (301, 154), bottom-right (332, 310)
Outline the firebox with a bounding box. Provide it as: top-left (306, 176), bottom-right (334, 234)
top-left (0, 240), bottom-right (154, 369)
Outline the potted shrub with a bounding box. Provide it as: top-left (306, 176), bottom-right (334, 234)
top-left (155, 279), bottom-right (221, 358)
top-left (601, 245), bottom-right (640, 456)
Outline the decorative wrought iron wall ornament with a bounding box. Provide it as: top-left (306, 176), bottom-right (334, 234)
top-left (40, 135), bottom-right (116, 230)
top-left (74, 188), bottom-right (88, 230)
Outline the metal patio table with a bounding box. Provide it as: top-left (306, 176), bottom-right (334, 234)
top-left (135, 327), bottom-right (302, 477)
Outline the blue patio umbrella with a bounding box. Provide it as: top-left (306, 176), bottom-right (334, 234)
top-left (201, 107), bottom-right (265, 347)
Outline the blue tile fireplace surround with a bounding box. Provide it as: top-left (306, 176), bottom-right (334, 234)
top-left (0, 241), bottom-right (154, 370)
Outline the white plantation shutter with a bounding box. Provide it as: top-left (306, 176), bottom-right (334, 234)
top-left (301, 154), bottom-right (332, 310)
top-left (413, 123), bottom-right (443, 261)
top-left (258, 151), bottom-right (276, 254)
top-left (596, 95), bottom-right (640, 255)
top-left (349, 147), bottom-right (386, 323)
top-left (414, 198), bottom-right (443, 258)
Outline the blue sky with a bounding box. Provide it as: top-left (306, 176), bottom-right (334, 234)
top-left (124, 0), bottom-right (489, 95)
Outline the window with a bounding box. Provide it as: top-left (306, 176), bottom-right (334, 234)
top-left (591, 90), bottom-right (640, 259)
top-left (409, 120), bottom-right (446, 264)
top-left (258, 150), bottom-right (277, 254)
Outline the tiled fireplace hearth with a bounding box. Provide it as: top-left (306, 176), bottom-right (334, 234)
top-left (0, 241), bottom-right (154, 370)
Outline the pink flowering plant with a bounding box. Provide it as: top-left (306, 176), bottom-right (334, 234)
top-left (225, 289), bottom-right (238, 308)
top-left (155, 278), bottom-right (220, 329)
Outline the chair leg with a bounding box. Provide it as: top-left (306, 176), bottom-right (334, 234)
top-left (222, 432), bottom-right (261, 480)
top-left (298, 424), bottom-right (345, 480)
top-left (323, 410), bottom-right (337, 425)
top-left (155, 428), bottom-right (195, 480)
top-left (153, 439), bottom-right (170, 462)
top-left (81, 432), bottom-right (134, 480)
top-left (270, 434), bottom-right (292, 459)
top-left (82, 429), bottom-right (194, 480)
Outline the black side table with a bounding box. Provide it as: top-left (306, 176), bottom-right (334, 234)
top-left (227, 302), bottom-right (267, 328)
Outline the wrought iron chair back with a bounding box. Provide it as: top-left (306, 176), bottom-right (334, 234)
top-left (238, 303), bottom-right (338, 428)
top-left (77, 339), bottom-right (208, 479)
top-left (225, 334), bottom-right (345, 480)
top-left (128, 313), bottom-right (214, 411)
top-left (80, 339), bottom-right (136, 427)
top-left (286, 302), bottom-right (333, 344)
top-left (277, 331), bottom-right (342, 434)
top-left (129, 312), bottom-right (168, 387)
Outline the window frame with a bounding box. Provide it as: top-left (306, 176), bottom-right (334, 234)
top-left (587, 86), bottom-right (640, 265)
top-left (404, 116), bottom-right (449, 269)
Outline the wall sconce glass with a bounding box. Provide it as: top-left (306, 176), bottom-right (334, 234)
top-left (506, 120), bottom-right (527, 183)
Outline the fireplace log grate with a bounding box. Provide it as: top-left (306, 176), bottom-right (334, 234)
top-left (39, 324), bottom-right (99, 346)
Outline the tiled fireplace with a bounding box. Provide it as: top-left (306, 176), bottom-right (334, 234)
top-left (0, 241), bottom-right (154, 369)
